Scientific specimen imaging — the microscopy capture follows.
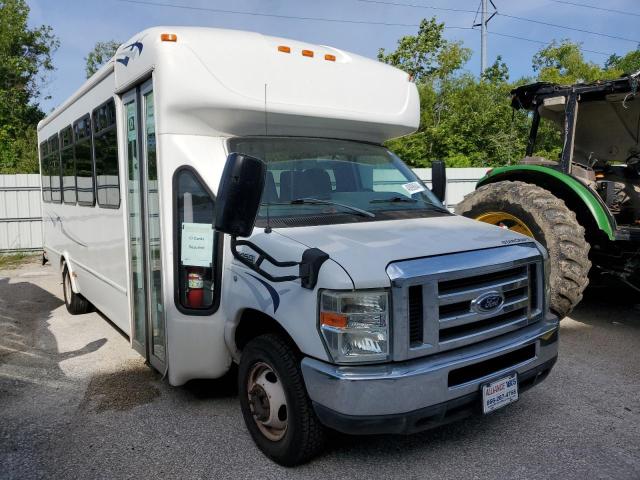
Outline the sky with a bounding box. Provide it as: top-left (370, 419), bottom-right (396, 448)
top-left (27, 0), bottom-right (640, 113)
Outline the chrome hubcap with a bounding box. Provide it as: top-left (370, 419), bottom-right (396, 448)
top-left (247, 362), bottom-right (288, 441)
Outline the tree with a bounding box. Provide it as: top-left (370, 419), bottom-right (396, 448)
top-left (0, 0), bottom-right (58, 173)
top-left (378, 18), bottom-right (471, 83)
top-left (482, 56), bottom-right (509, 84)
top-left (84, 40), bottom-right (120, 78)
top-left (605, 50), bottom-right (640, 75)
top-left (532, 40), bottom-right (618, 84)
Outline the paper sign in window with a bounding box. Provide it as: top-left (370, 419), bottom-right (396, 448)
top-left (181, 222), bottom-right (214, 267)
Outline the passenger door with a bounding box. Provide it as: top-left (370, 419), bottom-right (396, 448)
top-left (123, 80), bottom-right (166, 372)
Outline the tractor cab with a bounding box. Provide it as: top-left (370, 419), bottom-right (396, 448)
top-left (512, 75), bottom-right (640, 229)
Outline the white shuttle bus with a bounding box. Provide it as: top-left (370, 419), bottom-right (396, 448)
top-left (38, 27), bottom-right (559, 465)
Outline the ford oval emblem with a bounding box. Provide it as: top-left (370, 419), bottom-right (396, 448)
top-left (471, 291), bottom-right (505, 314)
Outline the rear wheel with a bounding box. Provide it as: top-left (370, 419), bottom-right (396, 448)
top-left (62, 265), bottom-right (91, 315)
top-left (238, 334), bottom-right (326, 466)
top-left (456, 180), bottom-right (591, 318)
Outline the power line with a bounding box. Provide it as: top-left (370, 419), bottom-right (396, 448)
top-left (117, 0), bottom-right (613, 57)
top-left (498, 12), bottom-right (639, 44)
top-left (550, 0), bottom-right (640, 18)
top-left (353, 0), bottom-right (476, 14)
top-left (354, 0), bottom-right (640, 44)
top-left (116, 0), bottom-right (471, 28)
top-left (487, 31), bottom-right (612, 56)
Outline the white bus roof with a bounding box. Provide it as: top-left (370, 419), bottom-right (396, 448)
top-left (40, 26), bottom-right (419, 143)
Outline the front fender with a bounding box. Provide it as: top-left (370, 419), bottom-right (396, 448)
top-left (478, 165), bottom-right (616, 241)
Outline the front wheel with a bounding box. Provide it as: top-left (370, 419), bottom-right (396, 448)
top-left (238, 334), bottom-right (326, 466)
top-left (456, 180), bottom-right (591, 318)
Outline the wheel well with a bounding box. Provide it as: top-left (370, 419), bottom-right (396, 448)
top-left (234, 309), bottom-right (299, 354)
top-left (483, 172), bottom-right (609, 244)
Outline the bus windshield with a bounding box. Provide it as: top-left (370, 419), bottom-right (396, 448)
top-left (227, 137), bottom-right (448, 226)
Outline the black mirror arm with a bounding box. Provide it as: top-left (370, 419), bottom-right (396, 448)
top-left (230, 237), bottom-right (329, 289)
top-left (231, 237), bottom-right (299, 282)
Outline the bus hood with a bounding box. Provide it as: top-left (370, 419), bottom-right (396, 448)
top-left (274, 215), bottom-right (537, 289)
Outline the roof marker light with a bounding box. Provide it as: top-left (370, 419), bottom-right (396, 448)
top-left (302, 49), bottom-right (314, 58)
top-left (324, 54), bottom-right (336, 62)
top-left (278, 45), bottom-right (291, 53)
top-left (161, 33), bottom-right (177, 42)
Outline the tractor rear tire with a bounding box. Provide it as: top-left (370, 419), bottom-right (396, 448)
top-left (456, 180), bottom-right (591, 318)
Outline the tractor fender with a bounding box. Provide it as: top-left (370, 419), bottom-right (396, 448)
top-left (477, 165), bottom-right (616, 241)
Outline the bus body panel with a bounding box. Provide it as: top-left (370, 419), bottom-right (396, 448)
top-left (38, 70), bottom-right (129, 335)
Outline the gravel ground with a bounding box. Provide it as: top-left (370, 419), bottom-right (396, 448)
top-left (1, 259), bottom-right (639, 479)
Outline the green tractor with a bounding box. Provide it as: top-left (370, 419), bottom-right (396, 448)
top-left (457, 73), bottom-right (640, 318)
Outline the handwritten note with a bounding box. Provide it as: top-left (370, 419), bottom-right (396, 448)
top-left (181, 222), bottom-right (213, 267)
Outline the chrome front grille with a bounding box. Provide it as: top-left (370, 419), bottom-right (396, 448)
top-left (387, 244), bottom-right (545, 361)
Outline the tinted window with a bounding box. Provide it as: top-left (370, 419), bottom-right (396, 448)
top-left (40, 141), bottom-right (51, 202)
top-left (93, 99), bottom-right (120, 208)
top-left (74, 115), bottom-right (95, 206)
top-left (228, 137), bottom-right (444, 226)
top-left (48, 134), bottom-right (61, 203)
top-left (60, 126), bottom-right (76, 204)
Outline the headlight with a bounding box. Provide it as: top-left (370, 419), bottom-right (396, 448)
top-left (319, 290), bottom-right (390, 363)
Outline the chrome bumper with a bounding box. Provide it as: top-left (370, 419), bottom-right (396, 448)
top-left (301, 314), bottom-right (558, 432)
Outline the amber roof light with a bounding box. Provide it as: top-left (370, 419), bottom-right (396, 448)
top-left (161, 33), bottom-right (177, 42)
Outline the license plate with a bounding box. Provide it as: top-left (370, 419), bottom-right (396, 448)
top-left (482, 373), bottom-right (518, 414)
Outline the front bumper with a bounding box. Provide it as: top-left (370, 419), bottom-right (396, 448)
top-left (301, 315), bottom-right (558, 435)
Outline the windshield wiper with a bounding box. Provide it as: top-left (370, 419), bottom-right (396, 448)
top-left (289, 198), bottom-right (375, 218)
top-left (370, 196), bottom-right (417, 204)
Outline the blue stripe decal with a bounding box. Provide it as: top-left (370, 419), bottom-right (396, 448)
top-left (247, 273), bottom-right (280, 313)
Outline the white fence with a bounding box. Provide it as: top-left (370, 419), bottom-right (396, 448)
top-left (0, 168), bottom-right (486, 252)
top-left (0, 174), bottom-right (43, 252)
top-left (414, 167), bottom-right (487, 210)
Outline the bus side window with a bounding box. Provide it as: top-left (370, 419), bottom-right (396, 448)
top-left (40, 141), bottom-right (51, 203)
top-left (48, 134), bottom-right (62, 203)
top-left (93, 99), bottom-right (120, 208)
top-left (174, 168), bottom-right (219, 313)
top-left (60, 125), bottom-right (76, 204)
top-left (74, 114), bottom-right (95, 206)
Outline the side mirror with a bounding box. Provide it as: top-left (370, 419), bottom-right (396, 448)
top-left (431, 160), bottom-right (446, 203)
top-left (215, 153), bottom-right (266, 237)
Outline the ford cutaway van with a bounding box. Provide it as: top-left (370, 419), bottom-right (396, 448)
top-left (37, 27), bottom-right (559, 465)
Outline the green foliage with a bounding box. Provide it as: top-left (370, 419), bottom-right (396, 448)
top-left (380, 25), bottom-right (636, 169)
top-left (532, 40), bottom-right (619, 84)
top-left (605, 50), bottom-right (640, 75)
top-left (0, 0), bottom-right (58, 173)
top-left (380, 20), bottom-right (533, 168)
top-left (378, 18), bottom-right (471, 83)
top-left (85, 40), bottom-right (120, 78)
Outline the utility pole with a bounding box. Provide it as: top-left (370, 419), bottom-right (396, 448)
top-left (481, 0), bottom-right (487, 75)
top-left (475, 0), bottom-right (497, 77)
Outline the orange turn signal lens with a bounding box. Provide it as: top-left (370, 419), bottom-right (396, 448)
top-left (161, 33), bottom-right (177, 42)
top-left (324, 54), bottom-right (336, 62)
top-left (320, 312), bottom-right (348, 328)
top-left (278, 45), bottom-right (291, 53)
top-left (302, 49), bottom-right (314, 58)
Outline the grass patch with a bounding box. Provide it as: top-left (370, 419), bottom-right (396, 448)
top-left (0, 252), bottom-right (35, 270)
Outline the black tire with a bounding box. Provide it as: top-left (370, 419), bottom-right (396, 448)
top-left (238, 334), bottom-right (326, 466)
top-left (62, 264), bottom-right (91, 315)
top-left (456, 180), bottom-right (591, 318)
